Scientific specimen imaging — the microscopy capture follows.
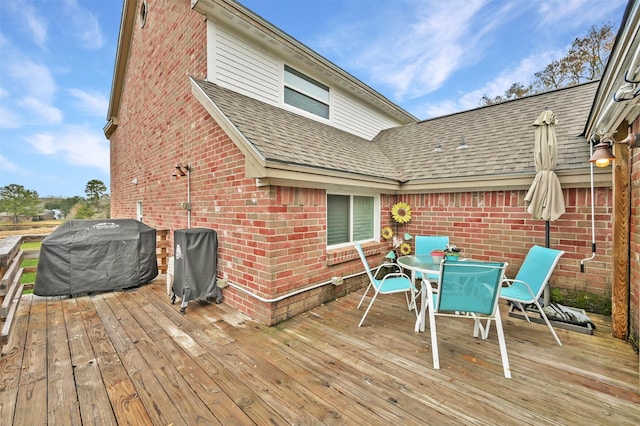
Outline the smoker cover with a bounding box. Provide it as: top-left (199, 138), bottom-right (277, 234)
top-left (34, 219), bottom-right (158, 296)
top-left (172, 228), bottom-right (218, 302)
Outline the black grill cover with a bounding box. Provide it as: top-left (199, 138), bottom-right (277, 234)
top-left (172, 228), bottom-right (218, 302)
top-left (34, 219), bottom-right (158, 296)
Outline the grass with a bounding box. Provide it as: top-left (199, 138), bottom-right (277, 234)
top-left (21, 242), bottom-right (42, 251)
top-left (20, 259), bottom-right (38, 268)
top-left (20, 272), bottom-right (36, 285)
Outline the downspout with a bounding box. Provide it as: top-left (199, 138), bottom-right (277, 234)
top-left (580, 141), bottom-right (598, 272)
top-left (187, 166), bottom-right (191, 229)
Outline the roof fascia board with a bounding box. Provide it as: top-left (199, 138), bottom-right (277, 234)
top-left (190, 77), bottom-right (267, 168)
top-left (397, 169), bottom-right (611, 194)
top-left (104, 0), bottom-right (137, 139)
top-left (191, 0), bottom-right (418, 124)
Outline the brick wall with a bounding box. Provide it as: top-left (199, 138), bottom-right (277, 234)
top-left (109, 0), bottom-right (619, 326)
top-left (379, 189), bottom-right (613, 296)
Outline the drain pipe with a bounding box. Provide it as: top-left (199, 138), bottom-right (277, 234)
top-left (580, 143), bottom-right (597, 272)
top-left (224, 270), bottom-right (365, 303)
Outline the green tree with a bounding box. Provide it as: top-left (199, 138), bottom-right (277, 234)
top-left (480, 23), bottom-right (614, 106)
top-left (44, 195), bottom-right (84, 217)
top-left (479, 82), bottom-right (533, 106)
top-left (74, 202), bottom-right (95, 219)
top-left (85, 179), bottom-right (106, 205)
top-left (0, 184), bottom-right (42, 223)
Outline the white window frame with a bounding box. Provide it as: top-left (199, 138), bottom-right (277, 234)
top-left (327, 193), bottom-right (380, 249)
top-left (283, 65), bottom-right (330, 119)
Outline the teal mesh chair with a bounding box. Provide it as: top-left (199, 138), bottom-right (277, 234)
top-left (415, 235), bottom-right (449, 281)
top-left (500, 245), bottom-right (565, 346)
top-left (426, 260), bottom-right (511, 378)
top-left (354, 241), bottom-right (417, 327)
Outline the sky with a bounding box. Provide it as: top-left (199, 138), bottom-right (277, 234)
top-left (0, 0), bottom-right (629, 198)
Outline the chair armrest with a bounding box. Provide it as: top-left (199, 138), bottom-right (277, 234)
top-left (373, 262), bottom-right (401, 276)
top-left (502, 278), bottom-right (536, 299)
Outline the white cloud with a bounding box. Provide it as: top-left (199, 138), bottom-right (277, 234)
top-left (18, 97), bottom-right (64, 124)
top-left (24, 3), bottom-right (48, 49)
top-left (67, 89), bottom-right (109, 116)
top-left (418, 50), bottom-right (563, 118)
top-left (0, 153), bottom-right (25, 175)
top-left (27, 125), bottom-right (110, 173)
top-left (7, 59), bottom-right (57, 100)
top-left (0, 105), bottom-right (22, 128)
top-left (63, 0), bottom-right (105, 49)
top-left (538, 0), bottom-right (627, 28)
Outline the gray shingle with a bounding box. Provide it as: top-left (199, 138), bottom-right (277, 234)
top-left (376, 82), bottom-right (598, 181)
top-left (194, 78), bottom-right (598, 184)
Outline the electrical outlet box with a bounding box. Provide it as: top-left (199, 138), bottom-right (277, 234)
top-left (331, 276), bottom-right (343, 286)
top-left (180, 202), bottom-right (191, 210)
top-left (217, 278), bottom-right (228, 288)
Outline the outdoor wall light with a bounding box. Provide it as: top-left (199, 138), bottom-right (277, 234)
top-left (172, 163), bottom-right (190, 177)
top-left (456, 136), bottom-right (469, 150)
top-left (588, 133), bottom-right (639, 167)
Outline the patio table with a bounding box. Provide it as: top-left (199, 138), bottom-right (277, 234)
top-left (397, 255), bottom-right (441, 332)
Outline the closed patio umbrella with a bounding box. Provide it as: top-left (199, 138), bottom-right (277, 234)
top-left (524, 109), bottom-right (565, 305)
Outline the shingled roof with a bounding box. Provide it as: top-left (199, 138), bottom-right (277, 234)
top-left (378, 81), bottom-right (599, 183)
top-left (192, 78), bottom-right (403, 183)
top-left (192, 77), bottom-right (602, 191)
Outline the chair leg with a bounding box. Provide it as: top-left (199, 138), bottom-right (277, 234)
top-left (428, 301), bottom-right (440, 369)
top-left (357, 284), bottom-right (373, 309)
top-left (494, 306), bottom-right (512, 378)
top-left (533, 300), bottom-right (562, 346)
top-left (358, 292), bottom-right (379, 327)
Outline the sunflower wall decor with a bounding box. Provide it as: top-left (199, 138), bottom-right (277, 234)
top-left (391, 201), bottom-right (412, 224)
top-left (383, 202), bottom-right (413, 259)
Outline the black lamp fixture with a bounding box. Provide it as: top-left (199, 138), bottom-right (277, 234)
top-left (589, 133), bottom-right (639, 168)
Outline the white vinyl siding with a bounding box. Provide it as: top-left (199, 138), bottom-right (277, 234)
top-left (209, 22), bottom-right (280, 104)
top-left (206, 21), bottom-right (405, 139)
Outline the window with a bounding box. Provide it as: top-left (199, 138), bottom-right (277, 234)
top-left (284, 65), bottom-right (329, 119)
top-left (327, 194), bottom-right (377, 246)
top-left (139, 0), bottom-right (147, 28)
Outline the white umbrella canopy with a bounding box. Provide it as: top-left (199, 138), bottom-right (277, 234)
top-left (525, 109), bottom-right (566, 222)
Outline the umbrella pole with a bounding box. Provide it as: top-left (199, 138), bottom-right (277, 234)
top-left (544, 220), bottom-right (551, 306)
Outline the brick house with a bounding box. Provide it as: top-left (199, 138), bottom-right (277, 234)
top-left (105, 0), bottom-right (638, 349)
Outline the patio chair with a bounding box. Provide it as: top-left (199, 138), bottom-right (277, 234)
top-left (426, 260), bottom-right (511, 378)
top-left (354, 241), bottom-right (417, 327)
top-left (499, 245), bottom-right (565, 346)
top-left (415, 235), bottom-right (449, 281)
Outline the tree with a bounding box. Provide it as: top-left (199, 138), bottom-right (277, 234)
top-left (533, 24), bottom-right (614, 92)
top-left (85, 179), bottom-right (106, 205)
top-left (44, 195), bottom-right (84, 217)
top-left (0, 184), bottom-right (42, 223)
top-left (480, 82), bottom-right (533, 106)
top-left (74, 202), bottom-right (95, 219)
top-left (480, 23), bottom-right (614, 106)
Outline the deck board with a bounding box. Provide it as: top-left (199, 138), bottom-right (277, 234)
top-left (1, 279), bottom-right (639, 425)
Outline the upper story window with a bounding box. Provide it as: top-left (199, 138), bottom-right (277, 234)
top-left (327, 194), bottom-right (378, 247)
top-left (284, 65), bottom-right (330, 119)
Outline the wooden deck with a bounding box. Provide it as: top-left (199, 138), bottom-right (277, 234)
top-left (1, 278), bottom-right (639, 425)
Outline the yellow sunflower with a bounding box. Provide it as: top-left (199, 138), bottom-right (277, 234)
top-left (381, 226), bottom-right (393, 240)
top-left (400, 242), bottom-right (412, 255)
top-left (391, 202), bottom-right (412, 224)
